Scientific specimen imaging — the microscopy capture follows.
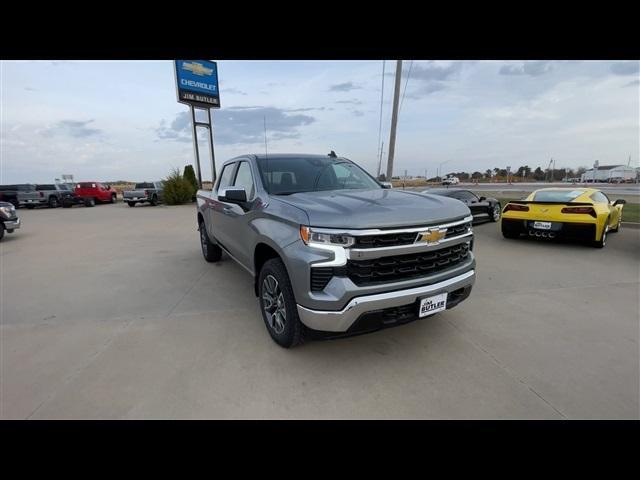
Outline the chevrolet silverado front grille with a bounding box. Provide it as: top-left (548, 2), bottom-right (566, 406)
top-left (310, 242), bottom-right (471, 291)
top-left (346, 243), bottom-right (470, 286)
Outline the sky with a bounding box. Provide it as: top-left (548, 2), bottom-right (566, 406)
top-left (1, 60), bottom-right (638, 184)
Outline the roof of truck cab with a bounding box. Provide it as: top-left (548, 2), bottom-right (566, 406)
top-left (225, 153), bottom-right (350, 163)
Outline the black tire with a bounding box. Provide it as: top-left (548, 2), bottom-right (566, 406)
top-left (26, 205), bottom-right (35, 210)
top-left (490, 202), bottom-right (501, 222)
top-left (127, 202), bottom-right (136, 207)
top-left (48, 196), bottom-right (59, 208)
top-left (150, 195), bottom-right (158, 206)
top-left (592, 221), bottom-right (609, 248)
top-left (258, 258), bottom-right (305, 348)
top-left (199, 221), bottom-right (222, 263)
top-left (0, 223), bottom-right (5, 241)
top-left (62, 201), bottom-right (72, 208)
top-left (84, 198), bottom-right (96, 207)
top-left (502, 228), bottom-right (519, 239)
top-left (111, 194), bottom-right (117, 204)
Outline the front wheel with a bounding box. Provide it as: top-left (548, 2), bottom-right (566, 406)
top-left (199, 221), bottom-right (222, 263)
top-left (258, 258), bottom-right (305, 348)
top-left (0, 224), bottom-right (5, 241)
top-left (48, 196), bottom-right (59, 208)
top-left (610, 215), bottom-right (622, 233)
top-left (490, 203), bottom-right (501, 222)
top-left (111, 194), bottom-right (117, 204)
top-left (127, 202), bottom-right (136, 207)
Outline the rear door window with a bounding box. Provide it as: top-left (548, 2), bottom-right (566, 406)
top-left (135, 183), bottom-right (154, 189)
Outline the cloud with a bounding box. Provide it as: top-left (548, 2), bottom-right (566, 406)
top-left (406, 82), bottom-right (447, 99)
top-left (40, 119), bottom-right (102, 138)
top-left (335, 99), bottom-right (363, 105)
top-left (499, 61), bottom-right (553, 76)
top-left (157, 106), bottom-right (315, 145)
top-left (610, 61), bottom-right (640, 76)
top-left (329, 82), bottom-right (361, 92)
top-left (624, 79), bottom-right (640, 87)
top-left (410, 61), bottom-right (464, 81)
top-left (223, 87), bottom-right (248, 95)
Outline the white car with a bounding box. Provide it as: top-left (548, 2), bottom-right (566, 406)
top-left (442, 176), bottom-right (460, 185)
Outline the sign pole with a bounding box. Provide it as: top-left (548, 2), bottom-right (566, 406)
top-left (190, 105), bottom-right (203, 189)
top-left (207, 108), bottom-right (216, 184)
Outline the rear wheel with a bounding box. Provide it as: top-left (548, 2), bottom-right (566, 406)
top-left (592, 221), bottom-right (609, 248)
top-left (127, 202), bottom-right (136, 207)
top-left (84, 198), bottom-right (96, 207)
top-left (0, 224), bottom-right (5, 241)
top-left (111, 194), bottom-right (117, 204)
top-left (610, 214), bottom-right (622, 233)
top-left (150, 195), bottom-right (158, 206)
top-left (48, 196), bottom-right (59, 208)
top-left (199, 220), bottom-right (222, 263)
top-left (502, 228), bottom-right (519, 239)
top-left (258, 258), bottom-right (305, 348)
top-left (26, 205), bottom-right (35, 210)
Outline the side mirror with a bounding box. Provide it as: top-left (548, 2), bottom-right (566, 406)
top-left (219, 187), bottom-right (247, 203)
top-left (613, 199), bottom-right (626, 206)
top-left (380, 182), bottom-right (393, 189)
top-left (479, 196), bottom-right (486, 201)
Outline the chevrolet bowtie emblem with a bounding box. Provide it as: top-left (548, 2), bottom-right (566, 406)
top-left (417, 228), bottom-right (447, 244)
top-left (182, 61), bottom-right (213, 76)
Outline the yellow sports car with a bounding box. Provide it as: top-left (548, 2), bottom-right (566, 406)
top-left (501, 188), bottom-right (626, 248)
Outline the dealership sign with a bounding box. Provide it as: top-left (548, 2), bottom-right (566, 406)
top-left (174, 60), bottom-right (220, 108)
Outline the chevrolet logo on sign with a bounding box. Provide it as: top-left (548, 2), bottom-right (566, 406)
top-left (416, 228), bottom-right (447, 245)
top-left (182, 61), bottom-right (214, 76)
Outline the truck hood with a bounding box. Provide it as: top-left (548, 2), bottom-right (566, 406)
top-left (273, 189), bottom-right (470, 229)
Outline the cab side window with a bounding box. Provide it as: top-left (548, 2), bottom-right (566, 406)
top-left (217, 163), bottom-right (236, 191)
top-left (233, 161), bottom-right (256, 200)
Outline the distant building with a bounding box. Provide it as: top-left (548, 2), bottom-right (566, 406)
top-left (580, 165), bottom-right (636, 182)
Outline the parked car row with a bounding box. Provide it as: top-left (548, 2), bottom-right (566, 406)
top-left (0, 181), bottom-right (165, 209)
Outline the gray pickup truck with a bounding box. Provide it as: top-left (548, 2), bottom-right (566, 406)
top-left (123, 182), bottom-right (165, 207)
top-left (19, 183), bottom-right (74, 209)
top-left (197, 153), bottom-right (475, 348)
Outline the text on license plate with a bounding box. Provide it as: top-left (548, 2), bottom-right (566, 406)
top-left (533, 221), bottom-right (552, 230)
top-left (419, 293), bottom-right (448, 318)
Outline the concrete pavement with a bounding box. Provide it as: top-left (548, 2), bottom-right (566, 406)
top-left (1, 203), bottom-right (638, 419)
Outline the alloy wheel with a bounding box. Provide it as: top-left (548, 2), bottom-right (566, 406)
top-left (262, 275), bottom-right (286, 334)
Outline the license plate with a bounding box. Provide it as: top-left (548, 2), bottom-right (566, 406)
top-left (419, 293), bottom-right (448, 318)
top-left (533, 221), bottom-right (552, 230)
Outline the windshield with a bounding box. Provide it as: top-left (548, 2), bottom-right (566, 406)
top-left (533, 190), bottom-right (584, 202)
top-left (256, 157), bottom-right (380, 195)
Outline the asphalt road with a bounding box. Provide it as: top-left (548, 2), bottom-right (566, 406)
top-left (1, 203), bottom-right (638, 419)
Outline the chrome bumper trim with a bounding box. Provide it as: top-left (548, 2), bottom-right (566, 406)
top-left (297, 269), bottom-right (475, 332)
top-left (3, 218), bottom-right (21, 229)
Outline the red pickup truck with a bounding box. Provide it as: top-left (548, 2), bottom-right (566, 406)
top-left (74, 182), bottom-right (118, 204)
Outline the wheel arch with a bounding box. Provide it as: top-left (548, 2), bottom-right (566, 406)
top-left (253, 242), bottom-right (283, 296)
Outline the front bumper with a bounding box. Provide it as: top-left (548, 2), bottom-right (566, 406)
top-left (297, 269), bottom-right (475, 333)
top-left (3, 217), bottom-right (21, 230)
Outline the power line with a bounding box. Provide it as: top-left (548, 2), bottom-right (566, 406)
top-left (399, 60), bottom-right (414, 114)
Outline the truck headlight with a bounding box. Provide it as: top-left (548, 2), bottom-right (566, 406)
top-left (0, 205), bottom-right (15, 217)
top-left (300, 226), bottom-right (355, 247)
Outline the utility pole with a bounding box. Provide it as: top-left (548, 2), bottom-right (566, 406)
top-left (386, 60), bottom-right (403, 181)
top-left (376, 141), bottom-right (384, 178)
